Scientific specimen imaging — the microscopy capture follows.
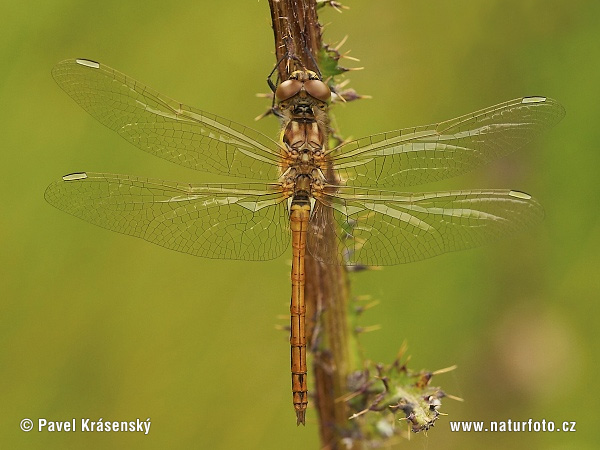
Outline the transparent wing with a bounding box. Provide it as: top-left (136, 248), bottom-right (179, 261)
top-left (307, 187), bottom-right (544, 265)
top-left (329, 97), bottom-right (565, 188)
top-left (45, 172), bottom-right (290, 260)
top-left (53, 59), bottom-right (283, 180)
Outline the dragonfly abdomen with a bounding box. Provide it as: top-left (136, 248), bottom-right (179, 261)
top-left (289, 199), bottom-right (311, 425)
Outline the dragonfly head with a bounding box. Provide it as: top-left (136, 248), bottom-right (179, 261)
top-left (275, 70), bottom-right (331, 104)
top-left (276, 71), bottom-right (330, 123)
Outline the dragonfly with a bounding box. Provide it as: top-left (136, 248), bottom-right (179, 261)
top-left (46, 58), bottom-right (564, 425)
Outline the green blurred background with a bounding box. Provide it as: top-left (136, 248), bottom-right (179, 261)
top-left (1, 0), bottom-right (598, 448)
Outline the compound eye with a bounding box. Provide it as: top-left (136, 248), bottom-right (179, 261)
top-left (275, 79), bottom-right (302, 101)
top-left (304, 80), bottom-right (331, 102)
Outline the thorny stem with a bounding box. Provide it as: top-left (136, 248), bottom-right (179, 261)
top-left (267, 1), bottom-right (357, 448)
top-left (266, 2), bottom-right (454, 447)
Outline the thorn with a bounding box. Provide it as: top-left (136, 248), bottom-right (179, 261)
top-left (363, 300), bottom-right (380, 310)
top-left (318, 1), bottom-right (350, 13)
top-left (445, 393), bottom-right (465, 402)
top-left (254, 109), bottom-right (274, 121)
top-left (348, 408), bottom-right (369, 420)
top-left (354, 299), bottom-right (380, 314)
top-left (336, 79), bottom-right (351, 89)
top-left (396, 341), bottom-right (409, 359)
top-left (330, 1), bottom-right (349, 13)
top-left (335, 390), bottom-right (361, 403)
top-left (355, 324), bottom-right (382, 334)
top-left (362, 300), bottom-right (380, 311)
top-left (342, 54), bottom-right (361, 62)
top-left (332, 91), bottom-right (347, 103)
top-left (432, 365), bottom-right (458, 375)
top-left (333, 35), bottom-right (349, 51)
top-left (332, 90), bottom-right (372, 103)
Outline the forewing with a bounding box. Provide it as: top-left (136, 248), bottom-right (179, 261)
top-left (45, 172), bottom-right (290, 260)
top-left (330, 97), bottom-right (564, 188)
top-left (52, 59), bottom-right (283, 180)
top-left (308, 187), bottom-right (544, 266)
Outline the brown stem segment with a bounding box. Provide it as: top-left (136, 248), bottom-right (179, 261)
top-left (269, 0), bottom-right (322, 75)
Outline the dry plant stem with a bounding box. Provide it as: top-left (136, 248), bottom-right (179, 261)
top-left (269, 0), bottom-right (322, 75)
top-left (306, 244), bottom-right (354, 446)
top-left (268, 0), bottom-right (355, 446)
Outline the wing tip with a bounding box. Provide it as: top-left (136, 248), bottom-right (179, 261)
top-left (62, 172), bottom-right (88, 181)
top-left (75, 58), bottom-right (100, 69)
top-left (508, 190), bottom-right (532, 200)
top-left (52, 58), bottom-right (100, 82)
top-left (521, 96), bottom-right (547, 104)
top-left (521, 95), bottom-right (566, 125)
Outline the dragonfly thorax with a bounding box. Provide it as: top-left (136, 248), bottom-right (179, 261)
top-left (281, 119), bottom-right (328, 197)
top-left (280, 92), bottom-right (329, 187)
